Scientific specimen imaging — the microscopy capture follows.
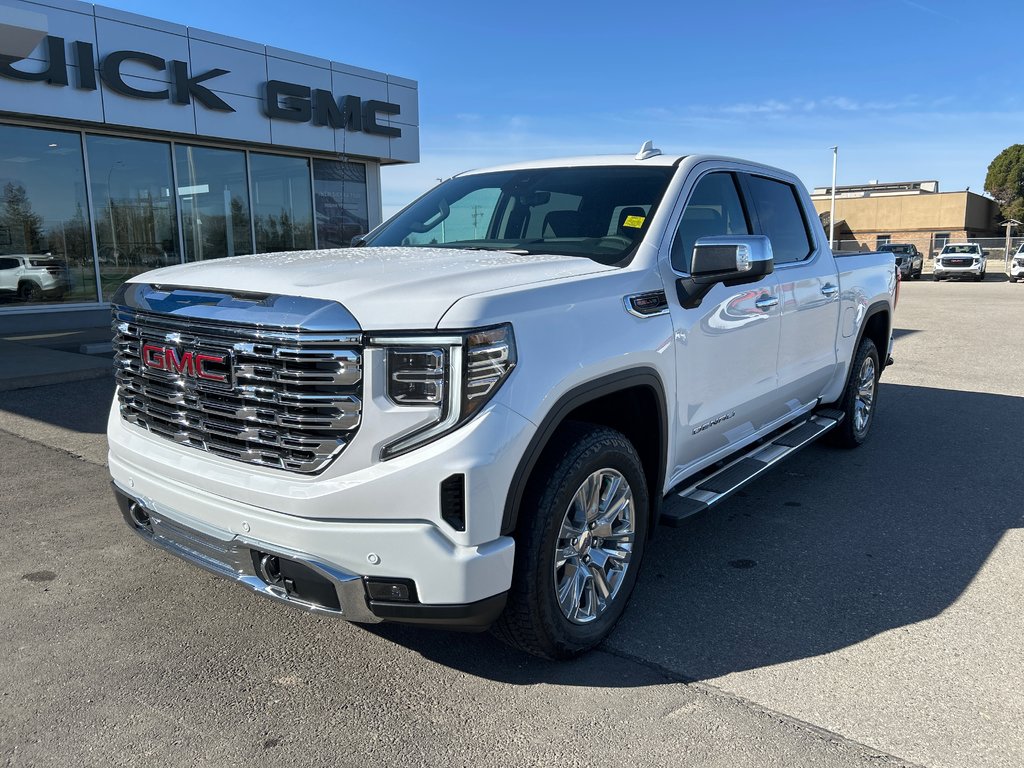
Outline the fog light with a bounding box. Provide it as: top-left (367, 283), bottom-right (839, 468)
top-left (365, 578), bottom-right (418, 603)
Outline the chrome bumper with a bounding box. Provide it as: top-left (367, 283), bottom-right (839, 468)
top-left (113, 482), bottom-right (380, 623)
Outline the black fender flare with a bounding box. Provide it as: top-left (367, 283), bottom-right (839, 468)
top-left (501, 368), bottom-right (668, 536)
top-left (856, 300), bottom-right (892, 365)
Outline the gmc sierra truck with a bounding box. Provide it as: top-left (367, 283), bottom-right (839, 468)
top-left (108, 144), bottom-right (897, 659)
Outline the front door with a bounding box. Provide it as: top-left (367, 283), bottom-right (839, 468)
top-left (662, 170), bottom-right (782, 483)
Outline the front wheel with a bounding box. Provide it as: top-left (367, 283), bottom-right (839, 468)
top-left (828, 337), bottom-right (880, 448)
top-left (493, 423), bottom-right (649, 659)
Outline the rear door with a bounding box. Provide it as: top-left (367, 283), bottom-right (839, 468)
top-left (743, 174), bottom-right (840, 409)
top-left (661, 168), bottom-right (783, 478)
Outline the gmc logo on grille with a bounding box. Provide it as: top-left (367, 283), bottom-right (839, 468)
top-left (141, 344), bottom-right (230, 384)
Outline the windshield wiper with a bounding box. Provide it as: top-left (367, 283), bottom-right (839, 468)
top-left (439, 245), bottom-right (532, 255)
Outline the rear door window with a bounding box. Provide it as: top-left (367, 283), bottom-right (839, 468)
top-left (745, 176), bottom-right (814, 265)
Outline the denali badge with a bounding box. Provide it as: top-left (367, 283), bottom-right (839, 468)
top-left (141, 343), bottom-right (231, 385)
top-left (693, 411), bottom-right (736, 435)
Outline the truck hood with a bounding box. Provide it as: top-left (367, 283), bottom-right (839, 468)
top-left (131, 246), bottom-right (616, 329)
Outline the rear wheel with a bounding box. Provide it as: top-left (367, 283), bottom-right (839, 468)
top-left (493, 422), bottom-right (649, 659)
top-left (17, 281), bottom-right (41, 301)
top-left (828, 337), bottom-right (879, 448)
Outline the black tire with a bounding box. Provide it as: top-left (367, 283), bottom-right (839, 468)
top-left (933, 274), bottom-right (941, 282)
top-left (828, 337), bottom-right (880, 449)
top-left (913, 267), bottom-right (922, 280)
top-left (492, 422), bottom-right (649, 659)
top-left (17, 281), bottom-right (41, 301)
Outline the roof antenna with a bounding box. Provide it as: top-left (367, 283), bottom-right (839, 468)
top-left (635, 140), bottom-right (662, 160)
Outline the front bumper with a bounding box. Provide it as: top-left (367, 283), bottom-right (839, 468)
top-left (1010, 263), bottom-right (1024, 278)
top-left (113, 483), bottom-right (509, 629)
top-left (934, 264), bottom-right (982, 277)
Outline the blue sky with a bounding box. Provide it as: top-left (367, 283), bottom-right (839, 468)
top-left (104, 0), bottom-right (1020, 216)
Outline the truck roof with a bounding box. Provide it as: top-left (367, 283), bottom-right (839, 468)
top-left (455, 153), bottom-right (796, 179)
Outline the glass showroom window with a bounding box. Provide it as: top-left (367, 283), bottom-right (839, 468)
top-left (86, 135), bottom-right (179, 300)
top-left (0, 124), bottom-right (96, 306)
top-left (313, 159), bottom-right (369, 248)
top-left (175, 145), bottom-right (254, 262)
top-left (250, 153), bottom-right (314, 253)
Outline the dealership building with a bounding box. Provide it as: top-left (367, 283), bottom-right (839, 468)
top-left (810, 180), bottom-right (1002, 256)
top-left (0, 0), bottom-right (419, 324)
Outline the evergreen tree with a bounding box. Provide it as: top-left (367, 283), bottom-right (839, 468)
top-left (984, 145), bottom-right (1024, 222)
top-left (0, 183), bottom-right (43, 252)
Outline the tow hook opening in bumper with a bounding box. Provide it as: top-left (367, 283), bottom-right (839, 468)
top-left (248, 549), bottom-right (343, 612)
top-left (128, 502), bottom-right (151, 530)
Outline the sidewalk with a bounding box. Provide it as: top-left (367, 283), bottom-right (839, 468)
top-left (0, 326), bottom-right (114, 392)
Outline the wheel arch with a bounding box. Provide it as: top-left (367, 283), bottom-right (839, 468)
top-left (501, 368), bottom-right (668, 536)
top-left (859, 301), bottom-right (891, 370)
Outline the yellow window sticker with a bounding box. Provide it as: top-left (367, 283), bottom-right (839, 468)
top-left (623, 215), bottom-right (645, 229)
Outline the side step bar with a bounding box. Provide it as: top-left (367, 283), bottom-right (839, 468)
top-left (659, 409), bottom-right (844, 527)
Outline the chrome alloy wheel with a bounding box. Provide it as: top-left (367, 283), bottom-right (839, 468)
top-left (853, 355), bottom-right (876, 435)
top-left (553, 468), bottom-right (637, 625)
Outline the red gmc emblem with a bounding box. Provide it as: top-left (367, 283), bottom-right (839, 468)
top-left (141, 343), bottom-right (231, 384)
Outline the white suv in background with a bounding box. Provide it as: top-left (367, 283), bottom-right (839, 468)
top-left (0, 254), bottom-right (69, 300)
top-left (1010, 243), bottom-right (1024, 283)
top-left (933, 243), bottom-right (986, 281)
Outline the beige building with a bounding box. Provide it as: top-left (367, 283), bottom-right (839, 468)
top-left (810, 181), bottom-right (1002, 256)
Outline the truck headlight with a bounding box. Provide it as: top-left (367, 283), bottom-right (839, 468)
top-left (373, 324), bottom-right (517, 459)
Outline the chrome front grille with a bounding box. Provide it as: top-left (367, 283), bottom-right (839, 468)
top-left (113, 307), bottom-right (363, 474)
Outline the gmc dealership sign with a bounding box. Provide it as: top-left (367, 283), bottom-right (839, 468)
top-left (0, 35), bottom-right (402, 138)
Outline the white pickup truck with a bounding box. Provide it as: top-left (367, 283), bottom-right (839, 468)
top-left (108, 145), bottom-right (897, 659)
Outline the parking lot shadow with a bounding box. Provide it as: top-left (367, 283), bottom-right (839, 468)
top-left (0, 377), bottom-right (115, 435)
top-left (371, 383), bottom-right (1023, 684)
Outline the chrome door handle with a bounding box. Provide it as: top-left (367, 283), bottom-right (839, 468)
top-left (821, 283), bottom-right (839, 297)
top-left (754, 295), bottom-right (779, 310)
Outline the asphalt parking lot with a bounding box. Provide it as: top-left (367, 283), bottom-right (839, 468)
top-left (1, 277), bottom-right (1022, 768)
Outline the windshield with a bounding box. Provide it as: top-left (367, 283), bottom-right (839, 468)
top-left (880, 244), bottom-right (912, 254)
top-left (941, 245), bottom-right (979, 254)
top-left (365, 166), bottom-right (676, 264)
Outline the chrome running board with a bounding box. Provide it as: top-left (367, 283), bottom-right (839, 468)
top-left (659, 409), bottom-right (844, 527)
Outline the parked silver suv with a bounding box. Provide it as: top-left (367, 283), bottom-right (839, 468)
top-left (0, 255), bottom-right (70, 301)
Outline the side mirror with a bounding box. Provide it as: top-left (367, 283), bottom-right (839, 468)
top-left (982, 250), bottom-right (990, 257)
top-left (677, 235), bottom-right (774, 310)
top-left (690, 235), bottom-right (774, 283)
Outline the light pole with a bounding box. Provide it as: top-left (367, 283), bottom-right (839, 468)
top-left (829, 146), bottom-right (838, 250)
